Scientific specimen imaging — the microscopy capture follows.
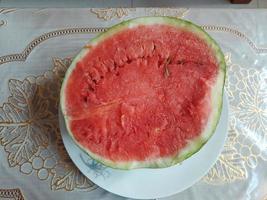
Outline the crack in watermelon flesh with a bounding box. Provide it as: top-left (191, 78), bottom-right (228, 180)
top-left (64, 24), bottom-right (218, 162)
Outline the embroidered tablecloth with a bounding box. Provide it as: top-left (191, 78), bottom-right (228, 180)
top-left (0, 8), bottom-right (266, 200)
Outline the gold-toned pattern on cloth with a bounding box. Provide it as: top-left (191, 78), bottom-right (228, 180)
top-left (0, 8), bottom-right (17, 14)
top-left (0, 188), bottom-right (25, 200)
top-left (0, 8), bottom-right (17, 28)
top-left (0, 28), bottom-right (107, 65)
top-left (0, 58), bottom-right (96, 192)
top-left (203, 52), bottom-right (267, 184)
top-left (0, 16), bottom-right (266, 189)
top-left (1, 24), bottom-right (266, 66)
top-left (146, 8), bottom-right (189, 18)
top-left (0, 20), bottom-right (5, 27)
top-left (90, 8), bottom-right (135, 20)
top-left (203, 119), bottom-right (248, 183)
top-left (202, 25), bottom-right (267, 54)
top-left (0, 54), bottom-right (266, 189)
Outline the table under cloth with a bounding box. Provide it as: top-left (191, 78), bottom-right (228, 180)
top-left (0, 8), bottom-right (266, 200)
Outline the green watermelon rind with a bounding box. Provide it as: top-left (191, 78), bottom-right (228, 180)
top-left (60, 16), bottom-right (226, 170)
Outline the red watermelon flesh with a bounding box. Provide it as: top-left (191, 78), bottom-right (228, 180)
top-left (61, 17), bottom-right (226, 169)
top-left (65, 25), bottom-right (217, 161)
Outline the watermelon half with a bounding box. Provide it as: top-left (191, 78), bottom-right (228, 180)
top-left (60, 17), bottom-right (226, 170)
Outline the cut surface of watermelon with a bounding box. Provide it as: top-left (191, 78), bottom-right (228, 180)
top-left (60, 17), bottom-right (226, 169)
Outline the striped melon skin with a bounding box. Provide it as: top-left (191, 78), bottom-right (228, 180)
top-left (60, 17), bottom-right (226, 170)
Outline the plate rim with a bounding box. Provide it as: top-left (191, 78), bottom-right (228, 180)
top-left (59, 94), bottom-right (229, 199)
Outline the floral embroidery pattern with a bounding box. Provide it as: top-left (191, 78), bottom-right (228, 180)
top-left (90, 8), bottom-right (135, 21)
top-left (203, 53), bottom-right (267, 183)
top-left (0, 58), bottom-right (96, 191)
top-left (146, 8), bottom-right (189, 18)
top-left (0, 8), bottom-right (266, 188)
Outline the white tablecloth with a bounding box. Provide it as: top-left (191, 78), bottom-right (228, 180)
top-left (0, 8), bottom-right (266, 200)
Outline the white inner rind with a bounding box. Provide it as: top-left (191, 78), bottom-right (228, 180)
top-left (60, 17), bottom-right (226, 170)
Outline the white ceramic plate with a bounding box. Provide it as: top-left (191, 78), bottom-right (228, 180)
top-left (59, 95), bottom-right (228, 199)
